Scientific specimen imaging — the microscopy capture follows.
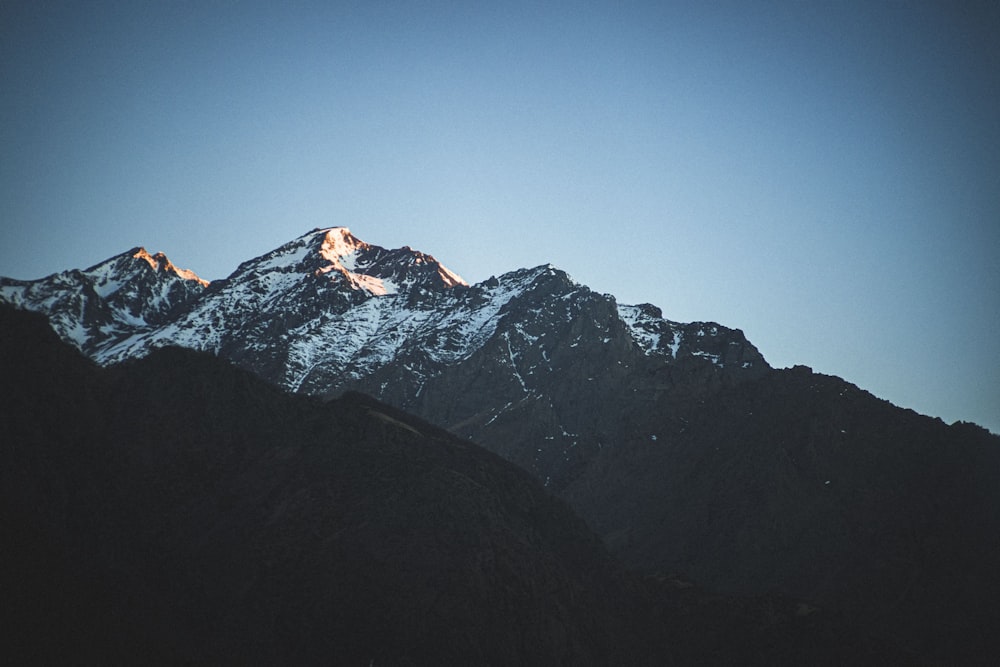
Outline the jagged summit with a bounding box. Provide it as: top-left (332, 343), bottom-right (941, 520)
top-left (0, 225), bottom-right (769, 500)
top-left (3, 228), bottom-right (998, 665)
top-left (230, 227), bottom-right (467, 296)
top-left (317, 226), bottom-right (368, 259)
top-left (79, 246), bottom-right (208, 288)
top-left (129, 247), bottom-right (208, 287)
top-left (0, 227), bottom-right (764, 377)
top-left (0, 227), bottom-right (769, 483)
top-left (0, 245), bottom-right (208, 352)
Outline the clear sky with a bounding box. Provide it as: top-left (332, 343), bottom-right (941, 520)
top-left (2, 1), bottom-right (998, 434)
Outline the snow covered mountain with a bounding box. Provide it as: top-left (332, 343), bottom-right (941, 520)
top-left (0, 247), bottom-right (207, 358)
top-left (0, 227), bottom-right (766, 486)
top-left (5, 227), bottom-right (1000, 663)
top-left (1, 306), bottom-right (919, 665)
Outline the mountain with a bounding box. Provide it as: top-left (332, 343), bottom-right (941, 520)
top-left (0, 228), bottom-right (767, 484)
top-left (0, 306), bottom-right (913, 665)
top-left (0, 306), bottom-right (646, 664)
top-left (0, 246), bottom-right (207, 353)
top-left (3, 227), bottom-right (999, 663)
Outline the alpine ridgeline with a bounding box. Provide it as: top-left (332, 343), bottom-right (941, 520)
top-left (4, 226), bottom-right (999, 664)
top-left (0, 306), bottom-right (913, 665)
top-left (0, 227), bottom-right (766, 489)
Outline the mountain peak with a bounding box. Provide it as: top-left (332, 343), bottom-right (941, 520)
top-left (131, 248), bottom-right (208, 286)
top-left (303, 226), bottom-right (467, 293)
top-left (316, 227), bottom-right (368, 262)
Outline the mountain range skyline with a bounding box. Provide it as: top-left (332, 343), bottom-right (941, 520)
top-left (2, 2), bottom-right (997, 435)
top-left (5, 225), bottom-right (999, 663)
top-left (3, 225), bottom-right (995, 436)
top-left (5, 304), bottom-right (943, 665)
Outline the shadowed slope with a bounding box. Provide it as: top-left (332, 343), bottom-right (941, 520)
top-left (0, 307), bottom-right (644, 665)
top-left (0, 307), bottom-right (917, 665)
top-left (564, 365), bottom-right (1000, 663)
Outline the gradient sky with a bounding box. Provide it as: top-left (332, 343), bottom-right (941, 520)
top-left (2, 1), bottom-right (998, 434)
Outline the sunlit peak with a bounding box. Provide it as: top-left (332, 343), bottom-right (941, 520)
top-left (132, 248), bottom-right (208, 286)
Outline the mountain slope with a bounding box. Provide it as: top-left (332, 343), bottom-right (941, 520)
top-left (562, 364), bottom-right (1000, 661)
top-left (0, 307), bottom-right (648, 665)
top-left (0, 227), bottom-right (766, 492)
top-left (0, 246), bottom-right (206, 356)
top-left (3, 228), bottom-right (998, 663)
top-left (0, 307), bottom-right (915, 666)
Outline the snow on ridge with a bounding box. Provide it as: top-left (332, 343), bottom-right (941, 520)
top-left (4, 227), bottom-right (763, 389)
top-left (480, 263), bottom-right (572, 291)
top-left (0, 282), bottom-right (25, 307)
top-left (247, 238), bottom-right (313, 273)
top-left (617, 304), bottom-right (660, 355)
top-left (0, 247), bottom-right (212, 360)
top-left (284, 258), bottom-right (557, 392)
top-left (436, 263), bottom-right (467, 288)
top-left (114, 251), bottom-right (567, 377)
top-left (3, 229), bottom-right (527, 374)
top-left (315, 228), bottom-right (395, 295)
top-left (319, 227), bottom-right (366, 264)
top-left (348, 273), bottom-right (395, 296)
top-left (82, 247), bottom-right (208, 290)
top-left (169, 265), bottom-right (206, 285)
top-left (130, 248), bottom-right (209, 287)
top-left (617, 303), bottom-right (682, 359)
top-left (668, 335), bottom-right (681, 358)
top-left (253, 227), bottom-right (467, 294)
top-left (692, 350), bottom-right (722, 365)
top-left (80, 257), bottom-right (132, 298)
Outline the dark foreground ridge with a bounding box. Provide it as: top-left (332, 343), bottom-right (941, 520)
top-left (1, 306), bottom-right (915, 666)
top-left (560, 364), bottom-right (1000, 662)
top-left (3, 229), bottom-right (1000, 663)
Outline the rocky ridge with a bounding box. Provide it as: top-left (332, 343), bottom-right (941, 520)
top-left (4, 227), bottom-right (999, 664)
top-left (1, 306), bottom-right (915, 666)
top-left (0, 227), bottom-right (766, 489)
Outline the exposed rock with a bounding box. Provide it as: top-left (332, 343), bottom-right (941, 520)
top-left (0, 307), bottom-right (917, 665)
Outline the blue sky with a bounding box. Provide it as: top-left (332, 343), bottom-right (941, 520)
top-left (2, 1), bottom-right (998, 433)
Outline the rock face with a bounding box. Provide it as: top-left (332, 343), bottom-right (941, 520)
top-left (3, 227), bottom-right (999, 664)
top-left (0, 246), bottom-right (206, 356)
top-left (561, 364), bottom-right (1000, 662)
top-left (0, 307), bottom-right (916, 666)
top-left (0, 307), bottom-right (645, 665)
top-left (0, 227), bottom-right (767, 494)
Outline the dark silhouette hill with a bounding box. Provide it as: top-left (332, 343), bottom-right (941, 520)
top-left (0, 307), bottom-right (648, 665)
top-left (0, 306), bottom-right (916, 665)
top-left (562, 364), bottom-right (1000, 662)
top-left (4, 228), bottom-right (999, 663)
